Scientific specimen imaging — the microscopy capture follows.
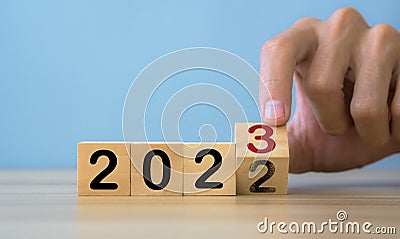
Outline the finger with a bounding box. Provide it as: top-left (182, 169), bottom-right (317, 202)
top-left (303, 42), bottom-right (353, 135)
top-left (351, 64), bottom-right (392, 145)
top-left (302, 8), bottom-right (370, 135)
top-left (391, 70), bottom-right (400, 141)
top-left (351, 24), bottom-right (400, 145)
top-left (260, 20), bottom-right (318, 126)
top-left (351, 59), bottom-right (398, 145)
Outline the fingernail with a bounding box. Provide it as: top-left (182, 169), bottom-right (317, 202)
top-left (264, 100), bottom-right (285, 120)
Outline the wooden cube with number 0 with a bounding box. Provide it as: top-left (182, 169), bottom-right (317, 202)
top-left (131, 143), bottom-right (184, 195)
top-left (78, 142), bottom-right (131, 196)
top-left (235, 123), bottom-right (289, 195)
top-left (183, 143), bottom-right (236, 195)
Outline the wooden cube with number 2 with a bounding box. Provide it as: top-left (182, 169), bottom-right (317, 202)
top-left (235, 123), bottom-right (289, 195)
top-left (78, 142), bottom-right (131, 196)
top-left (183, 143), bottom-right (236, 195)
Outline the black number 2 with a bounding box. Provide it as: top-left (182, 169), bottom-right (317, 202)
top-left (195, 148), bottom-right (223, 189)
top-left (90, 149), bottom-right (118, 190)
top-left (249, 160), bottom-right (276, 193)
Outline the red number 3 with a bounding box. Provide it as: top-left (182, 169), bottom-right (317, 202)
top-left (247, 124), bottom-right (276, 153)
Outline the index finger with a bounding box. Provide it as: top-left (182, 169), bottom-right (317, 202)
top-left (260, 19), bottom-right (319, 125)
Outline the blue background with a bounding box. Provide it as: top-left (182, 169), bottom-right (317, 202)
top-left (1, 0), bottom-right (399, 168)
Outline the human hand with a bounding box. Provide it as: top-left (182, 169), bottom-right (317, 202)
top-left (259, 8), bottom-right (400, 173)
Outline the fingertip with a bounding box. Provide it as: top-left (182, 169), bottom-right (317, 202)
top-left (261, 99), bottom-right (290, 126)
top-left (262, 117), bottom-right (288, 127)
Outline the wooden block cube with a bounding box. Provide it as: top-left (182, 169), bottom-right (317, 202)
top-left (183, 143), bottom-right (236, 195)
top-left (236, 123), bottom-right (289, 159)
top-left (78, 142), bottom-right (131, 196)
top-left (235, 123), bottom-right (289, 195)
top-left (131, 143), bottom-right (184, 195)
top-left (236, 157), bottom-right (289, 195)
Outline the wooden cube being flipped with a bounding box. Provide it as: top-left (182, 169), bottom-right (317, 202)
top-left (235, 123), bottom-right (289, 195)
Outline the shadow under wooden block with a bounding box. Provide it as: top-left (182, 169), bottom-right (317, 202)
top-left (235, 123), bottom-right (289, 195)
top-left (78, 142), bottom-right (131, 196)
top-left (131, 143), bottom-right (184, 195)
top-left (183, 143), bottom-right (236, 196)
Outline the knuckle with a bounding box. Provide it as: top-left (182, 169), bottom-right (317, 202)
top-left (368, 24), bottom-right (400, 54)
top-left (371, 23), bottom-right (399, 38)
top-left (261, 37), bottom-right (294, 55)
top-left (370, 133), bottom-right (390, 146)
top-left (331, 7), bottom-right (364, 23)
top-left (293, 17), bottom-right (319, 28)
top-left (305, 79), bottom-right (337, 98)
top-left (351, 99), bottom-right (390, 146)
top-left (328, 7), bottom-right (367, 36)
top-left (260, 72), bottom-right (281, 86)
top-left (350, 100), bottom-right (385, 122)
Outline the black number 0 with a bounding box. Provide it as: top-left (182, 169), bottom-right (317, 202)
top-left (194, 148), bottom-right (223, 189)
top-left (143, 149), bottom-right (171, 190)
top-left (249, 160), bottom-right (276, 193)
top-left (90, 149), bottom-right (118, 190)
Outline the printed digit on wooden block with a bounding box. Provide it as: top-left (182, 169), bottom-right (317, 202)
top-left (183, 143), bottom-right (236, 195)
top-left (78, 142), bottom-right (131, 196)
top-left (235, 123), bottom-right (289, 195)
top-left (236, 157), bottom-right (288, 195)
top-left (236, 123), bottom-right (288, 159)
top-left (131, 143), bottom-right (184, 195)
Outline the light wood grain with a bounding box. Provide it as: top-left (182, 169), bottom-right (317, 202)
top-left (183, 143), bottom-right (236, 195)
top-left (77, 142), bottom-right (131, 195)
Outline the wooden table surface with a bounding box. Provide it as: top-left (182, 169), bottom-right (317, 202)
top-left (0, 169), bottom-right (399, 239)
